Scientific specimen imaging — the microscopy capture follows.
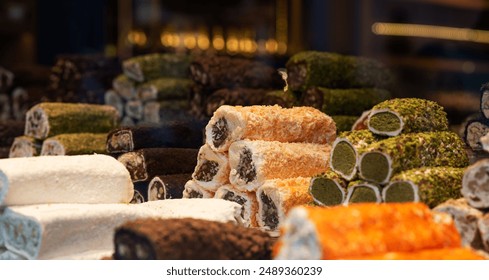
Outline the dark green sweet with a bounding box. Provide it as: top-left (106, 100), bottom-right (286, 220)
top-left (123, 53), bottom-right (191, 82)
top-left (345, 180), bottom-right (382, 204)
top-left (309, 171), bottom-right (347, 206)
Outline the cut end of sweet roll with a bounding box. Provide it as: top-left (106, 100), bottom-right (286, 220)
top-left (40, 139), bottom-right (65, 156)
top-left (106, 129), bottom-right (134, 153)
top-left (382, 181), bottom-right (419, 204)
top-left (148, 177), bottom-right (166, 201)
top-left (330, 138), bottom-right (358, 181)
top-left (24, 106), bottom-right (49, 140)
top-left (358, 151), bottom-right (392, 184)
top-left (368, 109), bottom-right (404, 136)
top-left (309, 177), bottom-right (345, 206)
top-left (344, 182), bottom-right (382, 205)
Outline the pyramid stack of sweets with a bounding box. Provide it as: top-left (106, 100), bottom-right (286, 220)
top-left (274, 202), bottom-right (485, 260)
top-left (104, 53), bottom-right (195, 126)
top-left (47, 54), bottom-right (120, 104)
top-left (8, 102), bottom-right (118, 158)
top-left (188, 54), bottom-right (289, 119)
top-left (106, 120), bottom-right (206, 203)
top-left (310, 98), bottom-right (469, 207)
top-left (182, 104), bottom-right (336, 235)
top-left (286, 51), bottom-right (393, 133)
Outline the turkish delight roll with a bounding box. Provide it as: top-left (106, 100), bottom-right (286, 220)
top-left (8, 136), bottom-right (42, 158)
top-left (41, 133), bottom-right (107, 156)
top-left (215, 185), bottom-right (258, 228)
top-left (147, 174), bottom-right (192, 201)
top-left (113, 218), bottom-right (274, 260)
top-left (106, 121), bottom-right (205, 153)
top-left (463, 118), bottom-right (489, 150)
top-left (345, 248), bottom-right (486, 260)
top-left (25, 102), bottom-right (119, 140)
top-left (137, 77), bottom-right (192, 101)
top-left (358, 131), bottom-right (468, 184)
top-left (383, 167), bottom-right (465, 208)
top-left (330, 130), bottom-right (383, 181)
top-left (301, 87), bottom-right (391, 116)
top-left (344, 180), bottom-right (382, 205)
top-left (256, 177), bottom-right (313, 234)
top-left (480, 82), bottom-right (489, 119)
top-left (192, 144), bottom-right (229, 191)
top-left (462, 159), bottom-right (489, 209)
top-left (205, 105), bottom-right (336, 152)
top-left (286, 51), bottom-right (392, 92)
top-left (122, 53), bottom-right (191, 82)
top-left (0, 154), bottom-right (133, 206)
top-left (117, 148), bottom-right (198, 182)
top-left (309, 171), bottom-right (347, 206)
top-left (112, 74), bottom-right (138, 100)
top-left (433, 198), bottom-right (484, 249)
top-left (229, 140), bottom-right (331, 190)
top-left (274, 203), bottom-right (461, 260)
top-left (182, 180), bottom-right (214, 198)
top-left (367, 98), bottom-right (448, 137)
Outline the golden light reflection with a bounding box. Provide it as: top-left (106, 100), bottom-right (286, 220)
top-left (265, 39), bottom-right (278, 53)
top-left (197, 34), bottom-right (210, 50)
top-left (213, 36), bottom-right (225, 50)
top-left (183, 34), bottom-right (197, 49)
top-left (226, 36), bottom-right (239, 53)
top-left (127, 30), bottom-right (147, 46)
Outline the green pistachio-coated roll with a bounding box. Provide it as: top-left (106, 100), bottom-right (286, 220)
top-left (309, 171), bottom-right (347, 206)
top-left (41, 133), bottom-right (107, 156)
top-left (383, 167), bottom-right (465, 208)
top-left (330, 130), bottom-right (385, 181)
top-left (301, 87), bottom-right (391, 116)
top-left (359, 131), bottom-right (469, 184)
top-left (367, 98), bottom-right (448, 137)
top-left (344, 180), bottom-right (382, 205)
top-left (25, 102), bottom-right (119, 140)
top-left (286, 51), bottom-right (392, 92)
top-left (122, 53), bottom-right (191, 82)
top-left (137, 78), bottom-right (193, 101)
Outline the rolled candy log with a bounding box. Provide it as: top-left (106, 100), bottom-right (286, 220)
top-left (117, 148), bottom-right (198, 182)
top-left (137, 77), bottom-right (193, 101)
top-left (40, 133), bottom-right (107, 156)
top-left (286, 51), bottom-right (392, 92)
top-left (147, 174), bottom-right (192, 201)
top-left (0, 199), bottom-right (243, 260)
top-left (433, 198), bottom-right (484, 249)
top-left (367, 98), bottom-right (448, 137)
top-left (343, 247), bottom-right (486, 260)
top-left (192, 144), bottom-right (230, 191)
top-left (344, 180), bottom-right (382, 205)
top-left (106, 121), bottom-right (205, 153)
top-left (480, 82), bottom-right (489, 119)
top-left (309, 171), bottom-right (347, 206)
top-left (274, 203), bottom-right (461, 260)
top-left (8, 136), bottom-right (42, 158)
top-left (0, 154), bottom-right (133, 206)
top-left (330, 130), bottom-right (384, 181)
top-left (358, 131), bottom-right (469, 185)
top-left (383, 167), bottom-right (465, 208)
top-left (0, 121), bottom-right (25, 147)
top-left (25, 102), bottom-right (119, 140)
top-left (130, 181), bottom-right (150, 204)
top-left (104, 89), bottom-right (124, 117)
top-left (122, 53), bottom-right (191, 82)
top-left (114, 218), bottom-right (274, 260)
top-left (462, 159), bottom-right (489, 209)
top-left (182, 179), bottom-right (214, 198)
top-left (330, 115), bottom-right (359, 133)
top-left (478, 213), bottom-right (489, 252)
top-left (112, 74), bottom-right (138, 100)
top-left (301, 87), bottom-right (391, 116)
top-left (189, 54), bottom-right (285, 92)
top-left (463, 118), bottom-right (489, 150)
top-left (229, 140), bottom-right (331, 191)
top-left (206, 105), bottom-right (336, 152)
top-left (215, 185), bottom-right (258, 228)
top-left (352, 110), bottom-right (370, 131)
top-left (256, 177), bottom-right (313, 234)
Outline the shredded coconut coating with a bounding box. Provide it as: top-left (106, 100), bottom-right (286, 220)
top-left (206, 105), bottom-right (336, 152)
top-left (275, 203), bottom-right (461, 260)
top-left (229, 140), bottom-right (331, 191)
top-left (214, 185), bottom-right (258, 227)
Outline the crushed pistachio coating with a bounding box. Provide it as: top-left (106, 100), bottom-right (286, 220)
top-left (303, 87), bottom-right (391, 116)
top-left (123, 53), bottom-right (191, 82)
top-left (368, 98), bottom-right (448, 136)
top-left (387, 167), bottom-right (465, 208)
top-left (286, 51), bottom-right (392, 92)
top-left (138, 77), bottom-right (193, 101)
top-left (331, 115), bottom-right (358, 133)
top-left (309, 171), bottom-right (347, 206)
top-left (359, 131), bottom-right (469, 184)
top-left (41, 133), bottom-right (107, 155)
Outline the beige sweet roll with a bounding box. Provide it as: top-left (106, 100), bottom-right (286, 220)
top-left (192, 144), bottom-right (230, 191)
top-left (8, 136), bottom-right (42, 158)
top-left (205, 105), bottom-right (336, 152)
top-left (256, 177), bottom-right (313, 235)
top-left (228, 140), bottom-right (331, 191)
top-left (182, 180), bottom-right (214, 198)
top-left (147, 174), bottom-right (192, 201)
top-left (0, 154), bottom-right (133, 206)
top-left (214, 185), bottom-right (258, 227)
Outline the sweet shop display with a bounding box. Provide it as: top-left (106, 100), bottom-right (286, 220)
top-left (0, 121), bottom-right (27, 158)
top-left (122, 53), bottom-right (191, 82)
